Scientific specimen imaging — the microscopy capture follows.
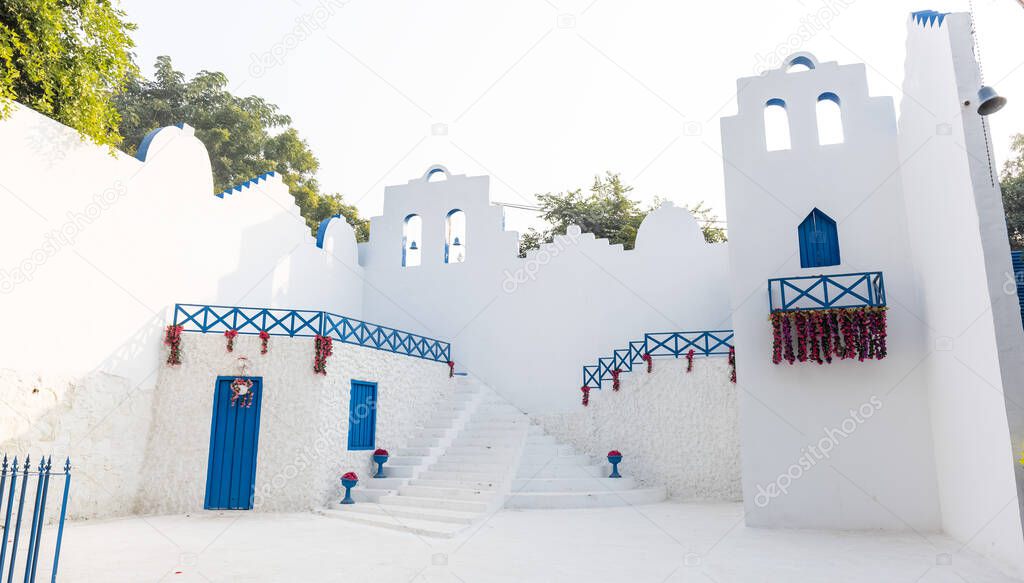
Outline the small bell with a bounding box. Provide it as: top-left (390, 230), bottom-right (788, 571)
top-left (409, 241), bottom-right (419, 250)
top-left (977, 85), bottom-right (1007, 116)
top-left (452, 237), bottom-right (462, 247)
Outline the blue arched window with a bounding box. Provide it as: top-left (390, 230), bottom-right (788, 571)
top-left (402, 214), bottom-right (422, 267)
top-left (444, 209), bottom-right (466, 264)
top-left (798, 209), bottom-right (840, 268)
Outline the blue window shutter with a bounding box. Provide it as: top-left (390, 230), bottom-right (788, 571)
top-left (798, 209), bottom-right (840, 268)
top-left (347, 381), bottom-right (378, 450)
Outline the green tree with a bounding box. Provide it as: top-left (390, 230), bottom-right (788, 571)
top-left (0, 0), bottom-right (138, 148)
top-left (518, 172), bottom-right (727, 256)
top-left (1002, 133), bottom-right (1024, 249)
top-left (115, 56), bottom-right (368, 239)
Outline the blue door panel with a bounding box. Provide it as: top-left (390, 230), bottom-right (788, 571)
top-left (798, 208), bottom-right (840, 268)
top-left (205, 377), bottom-right (263, 510)
top-left (348, 381), bottom-right (378, 450)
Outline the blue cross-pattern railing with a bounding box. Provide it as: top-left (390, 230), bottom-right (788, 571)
top-left (582, 330), bottom-right (734, 389)
top-left (173, 303), bottom-right (452, 363)
top-left (768, 272), bottom-right (886, 312)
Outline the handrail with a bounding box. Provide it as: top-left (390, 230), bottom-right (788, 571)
top-left (768, 271), bottom-right (885, 312)
top-left (582, 330), bottom-right (735, 389)
top-left (173, 303), bottom-right (451, 363)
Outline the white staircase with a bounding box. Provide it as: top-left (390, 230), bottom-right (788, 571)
top-left (320, 374), bottom-right (664, 537)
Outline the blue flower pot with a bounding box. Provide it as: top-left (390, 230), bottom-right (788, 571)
top-left (340, 478), bottom-right (358, 504)
top-left (607, 455), bottom-right (623, 478)
top-left (373, 454), bottom-right (389, 478)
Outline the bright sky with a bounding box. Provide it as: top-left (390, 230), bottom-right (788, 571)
top-left (121, 0), bottom-right (1024, 236)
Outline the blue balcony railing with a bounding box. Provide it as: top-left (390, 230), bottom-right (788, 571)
top-left (173, 303), bottom-right (451, 363)
top-left (582, 330), bottom-right (734, 389)
top-left (768, 272), bottom-right (885, 312)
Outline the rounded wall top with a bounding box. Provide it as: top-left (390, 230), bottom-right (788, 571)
top-left (782, 52), bottom-right (819, 72)
top-left (422, 165), bottom-right (451, 182)
top-left (635, 201), bottom-right (705, 251)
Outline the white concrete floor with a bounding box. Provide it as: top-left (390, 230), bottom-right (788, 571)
top-left (51, 502), bottom-right (1021, 582)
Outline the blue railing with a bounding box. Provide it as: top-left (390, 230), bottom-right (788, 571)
top-left (768, 272), bottom-right (885, 312)
top-left (582, 330), bottom-right (734, 389)
top-left (0, 455), bottom-right (71, 583)
top-left (173, 304), bottom-right (452, 363)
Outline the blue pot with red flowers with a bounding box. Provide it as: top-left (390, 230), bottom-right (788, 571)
top-left (340, 472), bottom-right (358, 504)
top-left (372, 448), bottom-right (389, 478)
top-left (607, 450), bottom-right (623, 478)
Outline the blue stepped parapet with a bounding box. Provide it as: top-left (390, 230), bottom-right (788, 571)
top-left (911, 10), bottom-right (948, 28)
top-left (215, 171), bottom-right (278, 198)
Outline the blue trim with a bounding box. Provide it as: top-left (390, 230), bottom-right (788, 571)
top-left (215, 171), bottom-right (277, 199)
top-left (173, 303), bottom-right (452, 363)
top-left (798, 208), bottom-right (840, 268)
top-left (911, 10), bottom-right (947, 27)
top-left (347, 380), bottom-right (378, 450)
top-left (582, 330), bottom-right (735, 390)
top-left (818, 92), bottom-right (840, 105)
top-left (135, 123), bottom-right (186, 161)
top-left (204, 376), bottom-right (263, 510)
top-left (766, 98), bottom-right (786, 109)
top-left (316, 214), bottom-right (342, 249)
top-left (787, 55), bottom-right (816, 70)
top-left (768, 272), bottom-right (886, 312)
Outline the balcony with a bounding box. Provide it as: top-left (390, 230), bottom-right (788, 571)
top-left (768, 272), bottom-right (885, 312)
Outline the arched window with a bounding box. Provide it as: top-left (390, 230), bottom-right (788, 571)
top-left (798, 209), bottom-right (840, 268)
top-left (402, 214), bottom-right (422, 267)
top-left (786, 55), bottom-right (816, 73)
top-left (764, 98), bottom-right (791, 151)
top-left (445, 209), bottom-right (467, 264)
top-left (816, 92), bottom-right (844, 145)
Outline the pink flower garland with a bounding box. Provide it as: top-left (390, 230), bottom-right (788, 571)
top-left (728, 347), bottom-right (736, 383)
top-left (771, 313), bottom-right (783, 365)
top-left (770, 307), bottom-right (888, 366)
top-left (642, 353), bottom-right (653, 373)
top-left (611, 368), bottom-right (622, 391)
top-left (224, 329), bottom-right (239, 352)
top-left (259, 330), bottom-right (270, 354)
top-left (580, 386), bottom-right (590, 407)
top-left (164, 325), bottom-right (184, 366)
top-left (686, 349), bottom-right (695, 372)
top-left (313, 335), bottom-right (333, 375)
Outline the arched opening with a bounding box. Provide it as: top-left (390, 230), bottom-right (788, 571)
top-left (816, 92), bottom-right (844, 145)
top-left (786, 55), bottom-right (816, 73)
top-left (798, 208), bottom-right (840, 268)
top-left (445, 209), bottom-right (467, 264)
top-left (427, 168), bottom-right (447, 182)
top-left (402, 214), bottom-right (422, 267)
top-left (764, 98), bottom-right (791, 151)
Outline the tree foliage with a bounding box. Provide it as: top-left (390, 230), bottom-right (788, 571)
top-left (1002, 133), bottom-right (1024, 250)
top-left (518, 172), bottom-right (727, 256)
top-left (0, 0), bottom-right (138, 148)
top-left (115, 56), bottom-right (368, 239)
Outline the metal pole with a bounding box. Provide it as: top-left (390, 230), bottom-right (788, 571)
top-left (7, 458), bottom-right (31, 583)
top-left (29, 458), bottom-right (52, 583)
top-left (49, 459), bottom-right (70, 583)
top-left (0, 457), bottom-right (16, 576)
top-left (21, 460), bottom-right (44, 583)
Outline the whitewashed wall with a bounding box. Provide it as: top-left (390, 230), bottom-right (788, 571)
top-left (897, 13), bottom-right (1024, 575)
top-left (359, 166), bottom-right (732, 413)
top-left (720, 52), bottom-right (941, 532)
top-left (137, 333), bottom-right (451, 514)
top-left (0, 103), bottom-right (364, 391)
top-left (537, 357), bottom-right (740, 500)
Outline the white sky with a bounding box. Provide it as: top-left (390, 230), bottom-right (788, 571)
top-left (121, 0), bottom-right (1024, 236)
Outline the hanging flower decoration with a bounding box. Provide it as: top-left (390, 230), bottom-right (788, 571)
top-left (768, 307), bottom-right (887, 366)
top-left (686, 349), bottom-right (695, 373)
top-left (607, 450), bottom-right (622, 458)
top-left (447, 361), bottom-right (455, 378)
top-left (373, 448), bottom-right (389, 457)
top-left (164, 325), bottom-right (184, 366)
top-left (224, 329), bottom-right (239, 352)
top-left (342, 471), bottom-right (358, 482)
top-left (313, 335), bottom-right (333, 375)
top-left (641, 353), bottom-right (653, 373)
top-left (230, 377), bottom-right (254, 408)
top-left (259, 330), bottom-right (270, 355)
top-left (728, 347), bottom-right (737, 383)
top-left (580, 385), bottom-right (590, 407)
top-left (611, 368), bottom-right (622, 391)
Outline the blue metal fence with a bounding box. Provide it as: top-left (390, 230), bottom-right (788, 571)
top-left (0, 456), bottom-right (71, 583)
top-left (582, 330), bottom-right (735, 389)
top-left (768, 272), bottom-right (885, 312)
top-left (173, 304), bottom-right (452, 363)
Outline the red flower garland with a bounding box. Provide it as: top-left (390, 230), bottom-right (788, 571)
top-left (259, 330), bottom-right (270, 355)
top-left (769, 307), bottom-right (888, 366)
top-left (641, 353), bottom-right (653, 373)
top-left (686, 349), bottom-right (695, 372)
top-left (447, 361), bottom-right (455, 378)
top-left (164, 325), bottom-right (184, 366)
top-left (313, 335), bottom-right (333, 375)
top-left (770, 312), bottom-right (784, 364)
top-left (781, 315), bottom-right (796, 364)
top-left (794, 312), bottom-right (808, 362)
top-left (728, 347), bottom-right (737, 383)
top-left (611, 368), bottom-right (622, 391)
top-left (230, 377), bottom-right (254, 408)
top-left (580, 385), bottom-right (590, 407)
top-left (809, 311), bottom-right (824, 365)
top-left (224, 329), bottom-right (239, 352)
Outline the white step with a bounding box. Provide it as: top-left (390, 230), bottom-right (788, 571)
top-left (430, 461), bottom-right (510, 473)
top-left (375, 465), bottom-right (415, 478)
top-left (406, 437), bottom-right (441, 448)
top-left (415, 428), bottom-right (451, 439)
top-left (520, 453), bottom-right (591, 466)
top-left (445, 445), bottom-right (519, 455)
top-left (360, 477), bottom-right (407, 490)
top-left (319, 508), bottom-right (466, 538)
top-left (438, 454), bottom-right (517, 465)
top-left (525, 435), bottom-right (556, 445)
top-left (386, 456), bottom-right (426, 466)
top-left (328, 501), bottom-right (480, 525)
top-left (378, 494), bottom-right (489, 513)
top-left (419, 470), bottom-right (507, 482)
top-left (516, 464), bottom-right (604, 478)
top-left (512, 476), bottom-right (638, 492)
top-left (453, 437), bottom-right (522, 447)
top-left (398, 484), bottom-right (499, 502)
top-left (504, 487), bottom-right (666, 509)
top-left (395, 447), bottom-right (437, 457)
top-left (522, 444), bottom-right (574, 456)
top-left (409, 478), bottom-right (501, 490)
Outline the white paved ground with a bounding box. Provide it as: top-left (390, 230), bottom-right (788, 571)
top-left (50, 502), bottom-right (1021, 582)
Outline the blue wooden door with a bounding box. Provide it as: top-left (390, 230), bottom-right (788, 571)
top-left (205, 377), bottom-right (263, 510)
top-left (347, 381), bottom-right (378, 450)
top-left (798, 208), bottom-right (840, 268)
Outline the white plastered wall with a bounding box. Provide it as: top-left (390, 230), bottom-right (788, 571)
top-left (897, 12), bottom-right (1024, 575)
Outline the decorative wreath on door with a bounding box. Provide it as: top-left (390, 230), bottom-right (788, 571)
top-left (231, 377), bottom-right (254, 408)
